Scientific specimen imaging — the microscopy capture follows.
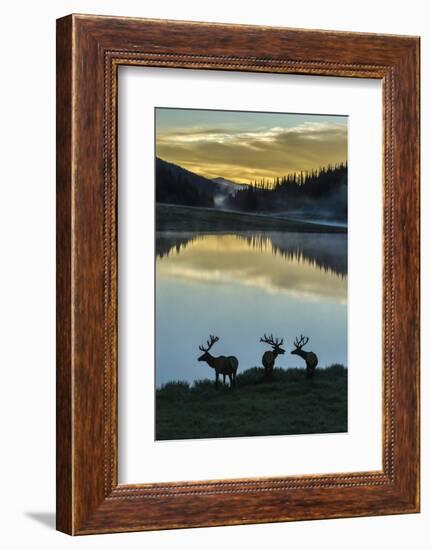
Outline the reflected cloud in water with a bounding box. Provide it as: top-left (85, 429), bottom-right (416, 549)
top-left (156, 232), bottom-right (347, 304)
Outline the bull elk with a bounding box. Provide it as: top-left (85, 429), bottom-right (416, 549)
top-left (259, 334), bottom-right (285, 379)
top-left (198, 335), bottom-right (238, 387)
top-left (291, 335), bottom-right (318, 377)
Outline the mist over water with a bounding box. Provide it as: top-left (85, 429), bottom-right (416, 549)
top-left (156, 231), bottom-right (347, 387)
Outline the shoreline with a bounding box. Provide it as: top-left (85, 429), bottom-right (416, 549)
top-left (156, 364), bottom-right (347, 390)
top-left (156, 203), bottom-right (347, 234)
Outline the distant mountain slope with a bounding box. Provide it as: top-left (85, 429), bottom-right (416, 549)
top-left (156, 157), bottom-right (221, 208)
top-left (211, 177), bottom-right (248, 195)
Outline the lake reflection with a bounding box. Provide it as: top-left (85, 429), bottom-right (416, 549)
top-left (156, 232), bottom-right (347, 386)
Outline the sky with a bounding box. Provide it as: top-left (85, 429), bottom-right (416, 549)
top-left (155, 107), bottom-right (348, 184)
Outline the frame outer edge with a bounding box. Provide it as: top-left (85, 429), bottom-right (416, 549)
top-left (392, 38), bottom-right (420, 510)
top-left (57, 14), bottom-right (420, 535)
top-left (56, 14), bottom-right (74, 535)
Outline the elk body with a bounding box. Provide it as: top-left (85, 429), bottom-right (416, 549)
top-left (259, 334), bottom-right (285, 379)
top-left (291, 335), bottom-right (318, 377)
top-left (198, 335), bottom-right (238, 387)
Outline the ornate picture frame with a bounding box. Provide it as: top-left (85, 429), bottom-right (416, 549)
top-left (56, 14), bottom-right (420, 534)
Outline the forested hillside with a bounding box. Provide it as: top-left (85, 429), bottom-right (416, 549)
top-left (156, 157), bottom-right (347, 222)
top-left (225, 163), bottom-right (347, 221)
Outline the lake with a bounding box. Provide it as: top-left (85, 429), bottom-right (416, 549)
top-left (155, 231), bottom-right (347, 387)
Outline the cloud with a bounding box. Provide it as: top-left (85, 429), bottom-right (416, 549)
top-left (156, 121), bottom-right (347, 182)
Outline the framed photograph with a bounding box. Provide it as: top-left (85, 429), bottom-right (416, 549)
top-left (56, 14), bottom-right (420, 535)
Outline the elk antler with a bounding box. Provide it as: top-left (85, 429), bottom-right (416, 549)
top-left (199, 334), bottom-right (220, 352)
top-left (260, 333), bottom-right (284, 348)
top-left (293, 334), bottom-right (309, 349)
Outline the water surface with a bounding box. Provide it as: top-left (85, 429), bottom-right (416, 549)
top-left (156, 231), bottom-right (347, 387)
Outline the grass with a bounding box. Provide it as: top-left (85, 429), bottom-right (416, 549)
top-left (156, 203), bottom-right (347, 233)
top-left (156, 365), bottom-right (347, 440)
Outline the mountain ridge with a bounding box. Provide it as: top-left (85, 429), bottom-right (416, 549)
top-left (155, 156), bottom-right (347, 222)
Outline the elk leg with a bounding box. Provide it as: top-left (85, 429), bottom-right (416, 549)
top-left (228, 374), bottom-right (233, 388)
top-left (215, 372), bottom-right (219, 387)
top-left (223, 374), bottom-right (226, 385)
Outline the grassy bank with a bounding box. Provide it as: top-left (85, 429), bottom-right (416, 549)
top-left (156, 203), bottom-right (347, 233)
top-left (156, 366), bottom-right (347, 440)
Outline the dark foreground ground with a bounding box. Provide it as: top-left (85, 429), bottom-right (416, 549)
top-left (156, 203), bottom-right (347, 233)
top-left (156, 366), bottom-right (347, 440)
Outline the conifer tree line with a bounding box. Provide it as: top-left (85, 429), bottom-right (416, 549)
top-left (155, 156), bottom-right (347, 221)
top-left (226, 163), bottom-right (347, 220)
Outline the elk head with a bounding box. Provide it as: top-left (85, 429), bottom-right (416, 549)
top-left (260, 334), bottom-right (285, 355)
top-left (198, 334), bottom-right (219, 362)
top-left (291, 334), bottom-right (309, 355)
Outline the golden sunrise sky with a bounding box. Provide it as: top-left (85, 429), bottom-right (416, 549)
top-left (155, 108), bottom-right (348, 184)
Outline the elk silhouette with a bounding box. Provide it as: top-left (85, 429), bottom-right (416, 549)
top-left (291, 335), bottom-right (318, 377)
top-left (198, 335), bottom-right (238, 387)
top-left (259, 334), bottom-right (285, 379)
